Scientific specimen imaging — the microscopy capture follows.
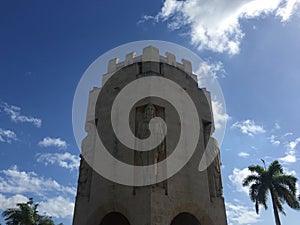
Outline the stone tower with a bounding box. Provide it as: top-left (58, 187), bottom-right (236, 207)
top-left (72, 46), bottom-right (228, 225)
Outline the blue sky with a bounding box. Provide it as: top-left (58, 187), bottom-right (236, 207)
top-left (1, 1), bottom-right (300, 224)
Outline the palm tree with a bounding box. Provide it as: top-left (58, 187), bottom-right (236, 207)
top-left (243, 160), bottom-right (300, 225)
top-left (1, 198), bottom-right (60, 225)
top-left (2, 198), bottom-right (37, 225)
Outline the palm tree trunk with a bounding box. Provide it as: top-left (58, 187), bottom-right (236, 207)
top-left (270, 190), bottom-right (281, 225)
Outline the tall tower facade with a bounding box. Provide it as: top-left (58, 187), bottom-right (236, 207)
top-left (73, 46), bottom-right (228, 225)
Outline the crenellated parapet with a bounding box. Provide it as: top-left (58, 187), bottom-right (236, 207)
top-left (102, 46), bottom-right (197, 84)
top-left (86, 46), bottom-right (213, 127)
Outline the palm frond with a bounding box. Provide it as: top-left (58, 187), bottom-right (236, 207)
top-left (268, 160), bottom-right (283, 176)
top-left (273, 174), bottom-right (297, 195)
top-left (244, 159), bottom-right (300, 223)
top-left (243, 175), bottom-right (260, 186)
top-left (249, 183), bottom-right (260, 202)
top-left (248, 165), bottom-right (265, 174)
top-left (255, 200), bottom-right (259, 214)
top-left (273, 191), bottom-right (286, 216)
top-left (1, 198), bottom-right (59, 225)
top-left (257, 184), bottom-right (269, 210)
top-left (276, 184), bottom-right (300, 210)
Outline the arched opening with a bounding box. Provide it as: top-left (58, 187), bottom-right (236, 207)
top-left (171, 212), bottom-right (201, 225)
top-left (100, 212), bottom-right (130, 225)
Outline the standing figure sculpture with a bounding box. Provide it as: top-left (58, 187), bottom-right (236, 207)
top-left (135, 103), bottom-right (167, 189)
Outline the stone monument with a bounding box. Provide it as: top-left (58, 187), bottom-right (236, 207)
top-left (72, 46), bottom-right (228, 225)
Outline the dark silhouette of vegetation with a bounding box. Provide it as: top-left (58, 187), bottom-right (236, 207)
top-left (1, 198), bottom-right (63, 225)
top-left (243, 160), bottom-right (300, 225)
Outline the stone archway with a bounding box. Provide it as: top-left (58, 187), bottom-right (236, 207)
top-left (99, 212), bottom-right (130, 225)
top-left (170, 212), bottom-right (201, 225)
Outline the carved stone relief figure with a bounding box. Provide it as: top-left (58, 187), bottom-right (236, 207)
top-left (214, 153), bottom-right (223, 197)
top-left (134, 103), bottom-right (167, 192)
top-left (208, 151), bottom-right (223, 199)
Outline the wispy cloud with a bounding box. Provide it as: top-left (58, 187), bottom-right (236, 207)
top-left (196, 60), bottom-right (225, 82)
top-left (0, 128), bottom-right (17, 143)
top-left (0, 193), bottom-right (74, 219)
top-left (0, 165), bottom-right (75, 196)
top-left (226, 202), bottom-right (261, 225)
top-left (0, 166), bottom-right (76, 219)
top-left (251, 146), bottom-right (258, 150)
top-left (38, 137), bottom-right (67, 149)
top-left (280, 154), bottom-right (296, 163)
top-left (274, 122), bottom-right (281, 130)
top-left (280, 137), bottom-right (300, 164)
top-left (0, 194), bottom-right (29, 210)
top-left (238, 152), bottom-right (250, 158)
top-left (277, 0), bottom-right (300, 21)
top-left (148, 0), bottom-right (300, 55)
top-left (228, 167), bottom-right (252, 194)
top-left (287, 137), bottom-right (300, 150)
top-left (232, 120), bottom-right (266, 136)
top-left (38, 196), bottom-right (74, 218)
top-left (212, 100), bottom-right (229, 130)
top-left (268, 134), bottom-right (280, 146)
top-left (36, 152), bottom-right (79, 171)
top-left (194, 61), bottom-right (229, 132)
top-left (137, 15), bottom-right (157, 25)
top-left (0, 101), bottom-right (41, 127)
top-left (282, 132), bottom-right (293, 138)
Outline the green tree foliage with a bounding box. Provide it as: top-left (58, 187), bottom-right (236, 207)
top-left (1, 198), bottom-right (63, 225)
top-left (243, 160), bottom-right (300, 225)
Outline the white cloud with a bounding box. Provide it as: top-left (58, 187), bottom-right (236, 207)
top-left (0, 101), bottom-right (41, 127)
top-left (281, 167), bottom-right (299, 195)
top-left (226, 202), bottom-right (261, 225)
top-left (288, 137), bottom-right (300, 150)
top-left (0, 194), bottom-right (29, 210)
top-left (268, 135), bottom-right (280, 146)
top-left (238, 152), bottom-right (250, 158)
top-left (271, 121), bottom-right (281, 132)
top-left (0, 166), bottom-right (76, 219)
top-left (212, 100), bottom-right (229, 130)
top-left (229, 168), bottom-right (252, 194)
top-left (280, 137), bottom-right (300, 164)
top-left (282, 132), bottom-right (293, 138)
top-left (280, 154), bottom-right (296, 163)
top-left (251, 146), bottom-right (258, 150)
top-left (283, 166), bottom-right (297, 176)
top-left (137, 15), bottom-right (157, 25)
top-left (0, 128), bottom-right (17, 143)
top-left (276, 0), bottom-right (300, 21)
top-left (232, 120), bottom-right (266, 136)
top-left (0, 166), bottom-right (76, 196)
top-left (38, 137), bottom-right (67, 149)
top-left (0, 193), bottom-right (74, 219)
top-left (151, 0), bottom-right (300, 55)
top-left (38, 196), bottom-right (74, 218)
top-left (36, 152), bottom-right (80, 171)
top-left (194, 61), bottom-right (229, 132)
top-left (196, 60), bottom-right (225, 82)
